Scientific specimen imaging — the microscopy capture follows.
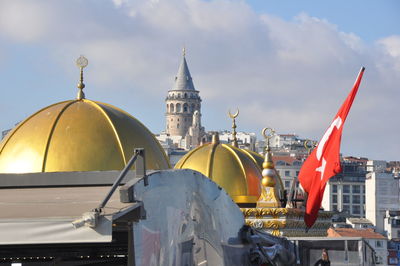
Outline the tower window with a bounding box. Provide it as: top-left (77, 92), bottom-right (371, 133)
top-left (176, 103), bottom-right (181, 112)
top-left (170, 104), bottom-right (174, 113)
top-left (177, 123), bottom-right (180, 128)
top-left (183, 103), bottom-right (188, 112)
top-left (184, 93), bottom-right (187, 98)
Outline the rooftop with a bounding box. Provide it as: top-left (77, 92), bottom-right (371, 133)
top-left (327, 228), bottom-right (386, 239)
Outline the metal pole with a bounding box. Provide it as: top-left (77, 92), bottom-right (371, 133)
top-left (96, 150), bottom-right (139, 211)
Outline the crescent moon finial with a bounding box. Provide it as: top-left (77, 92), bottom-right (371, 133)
top-left (304, 139), bottom-right (317, 154)
top-left (262, 127), bottom-right (275, 140)
top-left (228, 108), bottom-right (239, 119)
top-left (228, 108), bottom-right (239, 147)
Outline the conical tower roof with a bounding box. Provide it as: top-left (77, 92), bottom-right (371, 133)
top-left (172, 49), bottom-right (196, 91)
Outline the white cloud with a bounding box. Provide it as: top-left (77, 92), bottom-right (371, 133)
top-left (0, 0), bottom-right (398, 160)
top-left (0, 1), bottom-right (54, 42)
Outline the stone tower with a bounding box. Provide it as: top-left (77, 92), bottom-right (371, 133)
top-left (165, 49), bottom-right (203, 143)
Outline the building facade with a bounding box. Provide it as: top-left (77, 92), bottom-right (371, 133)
top-left (322, 159), bottom-right (367, 217)
top-left (366, 170), bottom-right (400, 237)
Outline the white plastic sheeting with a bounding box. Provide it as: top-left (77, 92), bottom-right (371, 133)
top-left (0, 216), bottom-right (112, 244)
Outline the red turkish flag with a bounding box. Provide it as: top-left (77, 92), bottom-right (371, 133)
top-left (298, 67), bottom-right (365, 228)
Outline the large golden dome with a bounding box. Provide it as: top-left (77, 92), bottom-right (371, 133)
top-left (0, 99), bottom-right (170, 173)
top-left (174, 137), bottom-right (261, 204)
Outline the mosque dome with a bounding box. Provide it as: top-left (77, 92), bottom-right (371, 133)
top-left (174, 135), bottom-right (262, 204)
top-left (0, 98), bottom-right (170, 173)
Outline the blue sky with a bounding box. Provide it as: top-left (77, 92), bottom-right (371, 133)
top-left (0, 0), bottom-right (399, 160)
top-left (249, 0), bottom-right (400, 42)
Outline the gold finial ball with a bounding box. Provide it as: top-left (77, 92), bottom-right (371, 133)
top-left (263, 161), bottom-right (274, 169)
top-left (76, 55), bottom-right (88, 68)
top-left (77, 82), bottom-right (85, 89)
top-left (261, 176), bottom-right (276, 187)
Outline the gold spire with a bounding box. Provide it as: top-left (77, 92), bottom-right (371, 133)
top-left (182, 46), bottom-right (186, 57)
top-left (76, 55), bottom-right (88, 100)
top-left (228, 108), bottom-right (239, 147)
top-left (257, 127), bottom-right (280, 208)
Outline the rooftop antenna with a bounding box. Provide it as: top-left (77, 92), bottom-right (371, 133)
top-left (76, 55), bottom-right (88, 100)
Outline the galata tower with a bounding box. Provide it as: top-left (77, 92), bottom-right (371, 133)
top-left (165, 49), bottom-right (203, 146)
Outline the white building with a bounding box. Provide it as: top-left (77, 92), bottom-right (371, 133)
top-left (272, 155), bottom-right (303, 190)
top-left (218, 131), bottom-right (256, 151)
top-left (384, 210), bottom-right (400, 240)
top-left (366, 171), bottom-right (400, 237)
top-left (367, 160), bottom-right (387, 173)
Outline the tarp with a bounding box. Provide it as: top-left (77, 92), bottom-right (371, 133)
top-left (0, 216), bottom-right (112, 244)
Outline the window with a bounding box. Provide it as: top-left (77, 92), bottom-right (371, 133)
top-left (352, 185), bottom-right (360, 194)
top-left (343, 185), bottom-right (350, 193)
top-left (352, 205), bottom-right (360, 214)
top-left (285, 171), bottom-right (290, 177)
top-left (362, 185), bottom-right (365, 194)
top-left (177, 123), bottom-right (180, 128)
top-left (176, 103), bottom-right (181, 112)
top-left (376, 240), bottom-right (383, 248)
top-left (343, 205), bottom-right (350, 213)
top-left (332, 185), bottom-right (337, 193)
top-left (332, 195), bottom-right (337, 203)
top-left (343, 195), bottom-right (350, 203)
top-left (353, 195), bottom-right (360, 204)
top-left (285, 181), bottom-right (291, 188)
top-left (397, 231), bottom-right (400, 238)
top-left (332, 204), bottom-right (338, 211)
top-left (296, 171), bottom-right (300, 176)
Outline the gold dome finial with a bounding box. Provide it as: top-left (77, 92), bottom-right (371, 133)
top-left (76, 55), bottom-right (88, 100)
top-left (304, 139), bottom-right (317, 155)
top-left (228, 108), bottom-right (239, 147)
top-left (257, 127), bottom-right (280, 208)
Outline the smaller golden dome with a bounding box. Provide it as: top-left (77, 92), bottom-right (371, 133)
top-left (175, 138), bottom-right (262, 204)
